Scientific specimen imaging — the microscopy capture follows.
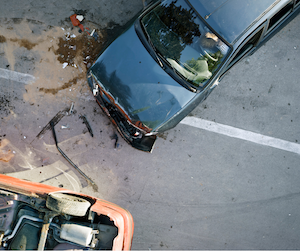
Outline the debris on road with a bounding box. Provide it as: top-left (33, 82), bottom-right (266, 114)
top-left (50, 121), bottom-right (96, 187)
top-left (76, 15), bottom-right (84, 22)
top-left (68, 102), bottom-right (75, 115)
top-left (55, 27), bottom-right (102, 70)
top-left (70, 14), bottom-right (85, 33)
top-left (90, 29), bottom-right (99, 41)
top-left (110, 133), bottom-right (119, 149)
top-left (79, 114), bottom-right (93, 137)
top-left (36, 108), bottom-right (69, 139)
top-left (70, 14), bottom-right (90, 35)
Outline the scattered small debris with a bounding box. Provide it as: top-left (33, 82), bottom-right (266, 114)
top-left (68, 102), bottom-right (74, 115)
top-left (62, 62), bottom-right (68, 68)
top-left (90, 29), bottom-right (99, 41)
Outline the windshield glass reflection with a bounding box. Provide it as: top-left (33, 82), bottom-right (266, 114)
top-left (141, 0), bottom-right (230, 87)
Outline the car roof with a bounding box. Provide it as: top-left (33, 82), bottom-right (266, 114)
top-left (188, 0), bottom-right (281, 44)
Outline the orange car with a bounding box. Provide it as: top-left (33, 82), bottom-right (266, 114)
top-left (0, 174), bottom-right (134, 250)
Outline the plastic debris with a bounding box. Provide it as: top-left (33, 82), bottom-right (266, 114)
top-left (90, 29), bottom-right (99, 41)
top-left (62, 62), bottom-right (68, 69)
top-left (70, 14), bottom-right (90, 35)
top-left (76, 15), bottom-right (84, 22)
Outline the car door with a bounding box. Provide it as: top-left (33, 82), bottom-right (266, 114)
top-left (220, 0), bottom-right (300, 79)
top-left (219, 23), bottom-right (266, 81)
top-left (200, 24), bottom-right (266, 102)
top-left (225, 24), bottom-right (266, 73)
top-left (264, 0), bottom-right (295, 39)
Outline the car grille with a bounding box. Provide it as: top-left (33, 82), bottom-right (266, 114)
top-left (95, 86), bottom-right (143, 141)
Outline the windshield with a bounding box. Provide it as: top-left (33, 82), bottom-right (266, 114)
top-left (141, 0), bottom-right (230, 88)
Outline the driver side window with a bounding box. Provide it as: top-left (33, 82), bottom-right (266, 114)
top-left (228, 27), bottom-right (264, 69)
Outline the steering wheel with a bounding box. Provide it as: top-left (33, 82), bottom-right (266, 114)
top-left (204, 51), bottom-right (218, 62)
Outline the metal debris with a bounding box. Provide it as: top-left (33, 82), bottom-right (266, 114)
top-left (110, 133), bottom-right (119, 148)
top-left (79, 115), bottom-right (93, 137)
top-left (36, 108), bottom-right (69, 139)
top-left (50, 121), bottom-right (95, 186)
top-left (68, 102), bottom-right (74, 115)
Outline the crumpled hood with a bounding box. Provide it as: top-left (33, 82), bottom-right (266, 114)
top-left (90, 23), bottom-right (196, 131)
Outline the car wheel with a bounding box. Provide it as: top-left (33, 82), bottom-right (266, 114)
top-left (46, 193), bottom-right (91, 216)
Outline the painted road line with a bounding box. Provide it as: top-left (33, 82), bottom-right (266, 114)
top-left (180, 116), bottom-right (300, 155)
top-left (0, 68), bottom-right (35, 84)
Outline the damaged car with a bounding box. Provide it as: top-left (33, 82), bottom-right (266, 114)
top-left (0, 174), bottom-right (134, 250)
top-left (87, 0), bottom-right (300, 152)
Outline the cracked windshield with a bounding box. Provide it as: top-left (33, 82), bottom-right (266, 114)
top-left (141, 0), bottom-right (230, 88)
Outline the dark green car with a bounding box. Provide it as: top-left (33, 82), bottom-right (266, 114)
top-left (87, 0), bottom-right (300, 152)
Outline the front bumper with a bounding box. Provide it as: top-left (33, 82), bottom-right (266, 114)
top-left (87, 73), bottom-right (156, 152)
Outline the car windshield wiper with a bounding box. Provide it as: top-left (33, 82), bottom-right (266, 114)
top-left (149, 39), bottom-right (164, 68)
top-left (163, 61), bottom-right (197, 92)
top-left (141, 23), bottom-right (164, 68)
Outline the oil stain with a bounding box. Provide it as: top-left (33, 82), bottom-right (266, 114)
top-left (39, 73), bottom-right (85, 95)
top-left (0, 35), bottom-right (6, 43)
top-left (0, 93), bottom-right (15, 116)
top-left (0, 139), bottom-right (14, 163)
top-left (158, 132), bottom-right (168, 140)
top-left (10, 38), bottom-right (38, 50)
top-left (38, 28), bottom-right (105, 95)
top-left (54, 31), bottom-right (103, 68)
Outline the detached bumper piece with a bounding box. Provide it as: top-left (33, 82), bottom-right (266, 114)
top-left (95, 92), bottom-right (156, 152)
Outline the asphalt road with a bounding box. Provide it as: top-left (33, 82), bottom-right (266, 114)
top-left (1, 1), bottom-right (300, 250)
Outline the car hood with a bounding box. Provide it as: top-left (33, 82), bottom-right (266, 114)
top-left (90, 23), bottom-right (196, 131)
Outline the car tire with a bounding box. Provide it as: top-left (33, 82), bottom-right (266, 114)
top-left (46, 193), bottom-right (91, 216)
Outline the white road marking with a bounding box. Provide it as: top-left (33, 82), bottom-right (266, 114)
top-left (0, 68), bottom-right (35, 84)
top-left (180, 116), bottom-right (300, 155)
